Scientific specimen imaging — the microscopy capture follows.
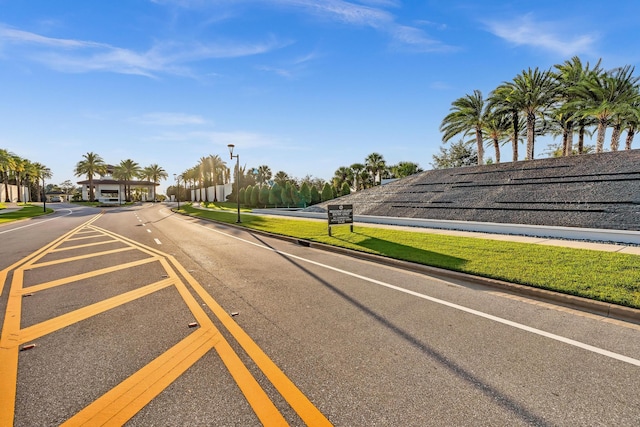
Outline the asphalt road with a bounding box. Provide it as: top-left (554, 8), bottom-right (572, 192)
top-left (1, 203), bottom-right (639, 426)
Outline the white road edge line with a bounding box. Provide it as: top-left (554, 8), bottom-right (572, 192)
top-left (0, 210), bottom-right (74, 235)
top-left (195, 221), bottom-right (640, 367)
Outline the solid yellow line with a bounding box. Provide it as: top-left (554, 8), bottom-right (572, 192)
top-left (29, 246), bottom-right (137, 268)
top-left (0, 344), bottom-right (19, 427)
top-left (18, 278), bottom-right (175, 344)
top-left (64, 234), bottom-right (113, 242)
top-left (22, 257), bottom-right (160, 295)
top-left (168, 256), bottom-right (333, 426)
top-left (163, 258), bottom-right (289, 425)
top-left (0, 269), bottom-right (25, 426)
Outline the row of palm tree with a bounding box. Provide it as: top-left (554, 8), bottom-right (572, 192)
top-left (440, 57), bottom-right (640, 165)
top-left (0, 148), bottom-right (51, 203)
top-left (74, 152), bottom-right (168, 201)
top-left (332, 152), bottom-right (423, 191)
top-left (176, 153), bottom-right (333, 204)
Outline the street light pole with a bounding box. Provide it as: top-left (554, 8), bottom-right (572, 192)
top-left (227, 144), bottom-right (241, 223)
top-left (173, 173), bottom-right (180, 209)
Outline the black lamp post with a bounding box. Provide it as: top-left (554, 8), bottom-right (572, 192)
top-left (173, 173), bottom-right (180, 209)
top-left (227, 144), bottom-right (241, 223)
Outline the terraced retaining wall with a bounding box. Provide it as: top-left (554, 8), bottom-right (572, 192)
top-left (309, 150), bottom-right (640, 231)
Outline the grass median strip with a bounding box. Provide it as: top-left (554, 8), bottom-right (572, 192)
top-left (178, 204), bottom-right (640, 309)
top-left (0, 205), bottom-right (52, 223)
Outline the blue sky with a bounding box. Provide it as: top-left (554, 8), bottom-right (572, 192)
top-left (1, 0), bottom-right (638, 193)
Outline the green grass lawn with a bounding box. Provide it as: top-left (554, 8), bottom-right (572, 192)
top-left (0, 204), bottom-right (53, 223)
top-left (178, 204), bottom-right (640, 309)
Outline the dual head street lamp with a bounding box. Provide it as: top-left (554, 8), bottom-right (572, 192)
top-left (227, 144), bottom-right (241, 223)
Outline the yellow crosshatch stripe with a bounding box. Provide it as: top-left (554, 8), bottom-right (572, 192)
top-left (29, 246), bottom-right (137, 268)
top-left (18, 278), bottom-right (175, 344)
top-left (20, 257), bottom-right (160, 295)
top-left (65, 234), bottom-right (115, 242)
top-left (50, 239), bottom-right (123, 252)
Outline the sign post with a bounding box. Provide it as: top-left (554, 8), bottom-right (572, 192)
top-left (327, 204), bottom-right (353, 236)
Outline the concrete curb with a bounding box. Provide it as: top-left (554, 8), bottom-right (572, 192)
top-left (175, 207), bottom-right (640, 325)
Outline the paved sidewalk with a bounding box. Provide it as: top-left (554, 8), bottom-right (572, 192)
top-left (366, 222), bottom-right (640, 255)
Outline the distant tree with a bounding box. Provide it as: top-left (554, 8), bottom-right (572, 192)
top-left (299, 182), bottom-right (311, 207)
top-left (431, 139), bottom-right (478, 169)
top-left (250, 185), bottom-right (259, 207)
top-left (257, 165), bottom-right (272, 185)
top-left (244, 184), bottom-right (253, 206)
top-left (274, 171), bottom-right (290, 187)
top-left (310, 186), bottom-right (321, 205)
top-left (365, 152), bottom-right (386, 186)
top-left (0, 148), bottom-right (16, 202)
top-left (238, 188), bottom-right (245, 206)
top-left (259, 185), bottom-right (270, 207)
top-left (391, 161), bottom-right (423, 178)
top-left (113, 159), bottom-right (142, 201)
top-left (340, 181), bottom-right (351, 196)
top-left (74, 152), bottom-right (107, 202)
top-left (280, 184), bottom-right (292, 207)
top-left (269, 182), bottom-right (282, 207)
top-left (321, 182), bottom-right (334, 202)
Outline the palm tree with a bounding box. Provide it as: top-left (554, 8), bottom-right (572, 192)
top-left (142, 164), bottom-right (168, 201)
top-left (391, 162), bottom-right (423, 178)
top-left (364, 152), bottom-right (386, 185)
top-left (32, 162), bottom-right (52, 202)
top-left (332, 166), bottom-right (352, 191)
top-left (0, 149), bottom-right (16, 202)
top-left (510, 68), bottom-right (558, 160)
top-left (572, 65), bottom-right (639, 153)
top-left (11, 156), bottom-right (26, 203)
top-left (623, 96), bottom-right (640, 150)
top-left (22, 159), bottom-right (38, 202)
top-left (74, 152), bottom-right (107, 202)
top-left (440, 90), bottom-right (487, 165)
top-left (114, 159), bottom-right (142, 201)
top-left (552, 56), bottom-right (602, 156)
top-left (349, 163), bottom-right (366, 190)
top-left (482, 110), bottom-right (511, 164)
top-left (489, 84), bottom-right (522, 162)
top-left (256, 165), bottom-right (272, 185)
top-left (273, 171), bottom-right (290, 187)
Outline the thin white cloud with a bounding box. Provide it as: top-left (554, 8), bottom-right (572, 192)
top-left (484, 13), bottom-right (597, 57)
top-left (132, 112), bottom-right (208, 126)
top-left (159, 0), bottom-right (454, 52)
top-left (0, 24), bottom-right (287, 77)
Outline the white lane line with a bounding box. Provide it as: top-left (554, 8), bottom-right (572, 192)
top-left (154, 238), bottom-right (162, 245)
top-left (193, 221), bottom-right (640, 367)
top-left (147, 229), bottom-right (151, 233)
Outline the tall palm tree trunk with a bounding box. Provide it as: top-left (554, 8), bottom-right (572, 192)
top-left (578, 126), bottom-right (586, 154)
top-left (526, 112), bottom-right (536, 160)
top-left (596, 119), bottom-right (607, 153)
top-left (611, 124), bottom-right (622, 151)
top-left (625, 127), bottom-right (635, 150)
top-left (492, 138), bottom-right (501, 163)
top-left (511, 110), bottom-right (519, 162)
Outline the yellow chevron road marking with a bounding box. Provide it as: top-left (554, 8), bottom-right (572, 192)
top-left (0, 216), bottom-right (330, 426)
